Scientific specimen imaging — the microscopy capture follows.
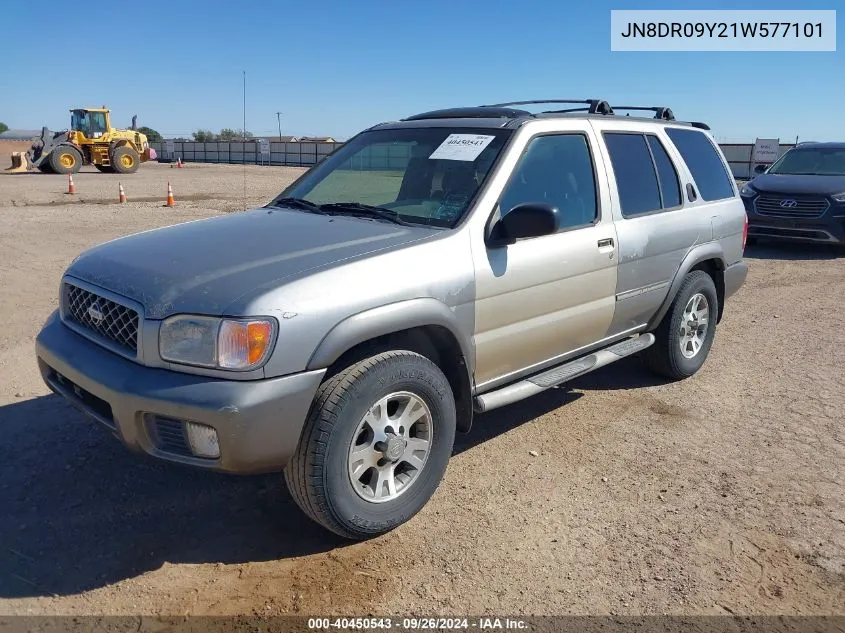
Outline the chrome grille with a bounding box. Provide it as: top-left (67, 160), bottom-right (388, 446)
top-left (754, 195), bottom-right (829, 218)
top-left (63, 283), bottom-right (139, 353)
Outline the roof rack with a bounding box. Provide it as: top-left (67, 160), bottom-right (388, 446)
top-left (402, 99), bottom-right (709, 128)
top-left (485, 99), bottom-right (681, 121)
top-left (485, 99), bottom-right (614, 115)
top-left (609, 105), bottom-right (675, 120)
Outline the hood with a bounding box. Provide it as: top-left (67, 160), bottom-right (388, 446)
top-left (67, 207), bottom-right (438, 318)
top-left (749, 173), bottom-right (845, 196)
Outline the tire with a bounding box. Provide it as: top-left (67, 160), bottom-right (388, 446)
top-left (644, 270), bottom-right (719, 380)
top-left (95, 164), bottom-right (115, 173)
top-left (110, 146), bottom-right (140, 174)
top-left (285, 351), bottom-right (456, 540)
top-left (37, 162), bottom-right (54, 174)
top-left (48, 146), bottom-right (82, 174)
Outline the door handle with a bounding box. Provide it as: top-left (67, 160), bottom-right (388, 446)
top-left (597, 238), bottom-right (614, 248)
top-left (686, 183), bottom-right (698, 202)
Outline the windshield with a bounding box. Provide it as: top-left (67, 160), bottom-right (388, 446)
top-left (767, 147), bottom-right (845, 176)
top-left (70, 110), bottom-right (107, 136)
top-left (273, 127), bottom-right (512, 227)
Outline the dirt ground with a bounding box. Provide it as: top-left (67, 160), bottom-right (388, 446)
top-left (0, 140), bottom-right (35, 169)
top-left (0, 162), bottom-right (842, 617)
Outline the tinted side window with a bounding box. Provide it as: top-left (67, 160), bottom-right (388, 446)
top-left (604, 133), bottom-right (661, 216)
top-left (665, 128), bottom-right (734, 201)
top-left (499, 134), bottom-right (598, 231)
top-left (647, 135), bottom-right (681, 208)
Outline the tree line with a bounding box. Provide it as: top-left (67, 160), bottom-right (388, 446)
top-left (192, 128), bottom-right (254, 142)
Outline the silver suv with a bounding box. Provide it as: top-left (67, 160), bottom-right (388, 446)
top-left (35, 99), bottom-right (748, 539)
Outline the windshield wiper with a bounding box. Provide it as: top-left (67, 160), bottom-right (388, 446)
top-left (271, 197), bottom-right (328, 214)
top-left (320, 202), bottom-right (414, 226)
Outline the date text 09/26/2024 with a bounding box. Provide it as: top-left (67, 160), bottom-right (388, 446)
top-left (307, 617), bottom-right (528, 630)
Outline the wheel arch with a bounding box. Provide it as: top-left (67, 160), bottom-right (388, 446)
top-left (648, 243), bottom-right (727, 330)
top-left (307, 299), bottom-right (475, 433)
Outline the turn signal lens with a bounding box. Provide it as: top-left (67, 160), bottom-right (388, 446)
top-left (218, 319), bottom-right (275, 369)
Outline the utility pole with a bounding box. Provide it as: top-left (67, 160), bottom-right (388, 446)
top-left (242, 71), bottom-right (247, 141)
top-left (276, 112), bottom-right (283, 141)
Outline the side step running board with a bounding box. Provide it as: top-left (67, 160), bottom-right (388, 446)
top-left (473, 334), bottom-right (655, 413)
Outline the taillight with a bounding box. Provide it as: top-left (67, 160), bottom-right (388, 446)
top-left (742, 213), bottom-right (749, 249)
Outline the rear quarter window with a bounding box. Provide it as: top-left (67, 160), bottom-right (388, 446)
top-left (665, 128), bottom-right (735, 201)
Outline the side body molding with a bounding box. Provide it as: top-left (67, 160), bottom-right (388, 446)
top-left (307, 298), bottom-right (474, 373)
top-left (647, 242), bottom-right (726, 330)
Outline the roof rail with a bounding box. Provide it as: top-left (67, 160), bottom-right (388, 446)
top-left (485, 99), bottom-right (614, 115)
top-left (402, 106), bottom-right (531, 121)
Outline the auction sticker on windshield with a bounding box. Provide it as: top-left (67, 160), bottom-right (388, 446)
top-left (429, 134), bottom-right (495, 161)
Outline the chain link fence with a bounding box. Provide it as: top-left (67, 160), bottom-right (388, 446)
top-left (151, 140), bottom-right (795, 180)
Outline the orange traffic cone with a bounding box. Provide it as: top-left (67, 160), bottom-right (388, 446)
top-left (119, 182), bottom-right (127, 203)
top-left (165, 181), bottom-right (175, 207)
top-left (66, 174), bottom-right (76, 195)
top-left (177, 157), bottom-right (184, 168)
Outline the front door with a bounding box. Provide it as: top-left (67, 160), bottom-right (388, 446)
top-left (471, 125), bottom-right (619, 389)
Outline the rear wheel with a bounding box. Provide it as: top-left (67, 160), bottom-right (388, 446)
top-left (111, 146), bottom-right (140, 174)
top-left (644, 270), bottom-right (719, 380)
top-left (48, 146), bottom-right (82, 174)
top-left (285, 351), bottom-right (456, 540)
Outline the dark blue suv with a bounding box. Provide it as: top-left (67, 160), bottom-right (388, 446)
top-left (740, 142), bottom-right (845, 245)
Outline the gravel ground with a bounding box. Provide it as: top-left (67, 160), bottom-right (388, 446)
top-left (0, 163), bottom-right (842, 617)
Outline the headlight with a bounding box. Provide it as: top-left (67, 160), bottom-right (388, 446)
top-left (739, 183), bottom-right (757, 198)
top-left (832, 192), bottom-right (845, 202)
top-left (159, 315), bottom-right (276, 370)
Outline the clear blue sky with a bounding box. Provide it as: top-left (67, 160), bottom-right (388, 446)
top-left (1, 0), bottom-right (841, 142)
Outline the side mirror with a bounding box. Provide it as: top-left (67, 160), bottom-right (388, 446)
top-left (754, 164), bottom-right (767, 175)
top-left (489, 203), bottom-right (559, 246)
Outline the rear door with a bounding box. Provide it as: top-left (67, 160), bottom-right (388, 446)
top-left (591, 122), bottom-right (710, 335)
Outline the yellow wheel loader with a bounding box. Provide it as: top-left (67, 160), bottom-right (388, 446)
top-left (6, 108), bottom-right (157, 174)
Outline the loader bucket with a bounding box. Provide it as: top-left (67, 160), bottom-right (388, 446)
top-left (4, 152), bottom-right (31, 173)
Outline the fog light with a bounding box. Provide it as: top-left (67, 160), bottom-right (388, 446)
top-left (185, 421), bottom-right (220, 458)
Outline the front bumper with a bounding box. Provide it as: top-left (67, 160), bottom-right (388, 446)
top-left (744, 198), bottom-right (845, 244)
top-left (35, 311), bottom-right (325, 474)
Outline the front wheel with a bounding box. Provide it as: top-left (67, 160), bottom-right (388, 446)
top-left (285, 351), bottom-right (456, 540)
top-left (644, 270), bottom-right (719, 380)
top-left (48, 146), bottom-right (82, 174)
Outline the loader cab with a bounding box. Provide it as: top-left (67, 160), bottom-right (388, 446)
top-left (70, 108), bottom-right (110, 139)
